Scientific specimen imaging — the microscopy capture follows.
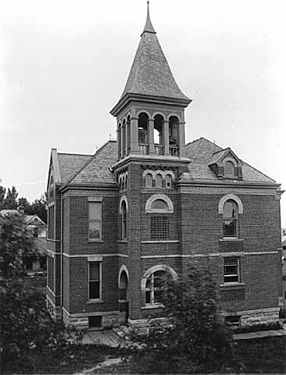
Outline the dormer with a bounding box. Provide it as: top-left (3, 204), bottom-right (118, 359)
top-left (209, 148), bottom-right (243, 180)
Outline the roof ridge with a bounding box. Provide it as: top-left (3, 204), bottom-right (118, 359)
top-left (58, 152), bottom-right (93, 157)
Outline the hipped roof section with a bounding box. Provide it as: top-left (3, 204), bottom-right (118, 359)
top-left (183, 137), bottom-right (275, 183)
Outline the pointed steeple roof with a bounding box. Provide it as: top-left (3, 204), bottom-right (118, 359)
top-left (141, 1), bottom-right (156, 36)
top-left (111, 2), bottom-right (191, 114)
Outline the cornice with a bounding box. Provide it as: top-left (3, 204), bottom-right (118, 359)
top-left (177, 179), bottom-right (282, 190)
top-left (110, 93), bottom-right (191, 117)
top-left (111, 153), bottom-right (191, 172)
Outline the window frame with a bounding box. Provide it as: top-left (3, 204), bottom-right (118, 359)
top-left (121, 201), bottom-right (127, 240)
top-left (222, 199), bottom-right (239, 238)
top-left (223, 257), bottom-right (240, 284)
top-left (145, 270), bottom-right (167, 305)
top-left (88, 261), bottom-right (102, 301)
top-left (88, 198), bottom-right (103, 241)
top-left (150, 215), bottom-right (169, 240)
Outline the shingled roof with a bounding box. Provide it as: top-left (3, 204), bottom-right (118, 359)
top-left (119, 5), bottom-right (190, 102)
top-left (68, 140), bottom-right (117, 185)
top-left (184, 137), bottom-right (275, 183)
top-left (57, 153), bottom-right (92, 184)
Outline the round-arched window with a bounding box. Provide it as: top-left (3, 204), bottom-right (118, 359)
top-left (223, 200), bottom-right (238, 237)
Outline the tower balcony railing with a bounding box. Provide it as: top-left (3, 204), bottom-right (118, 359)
top-left (169, 145), bottom-right (179, 156)
top-left (154, 144), bottom-right (163, 155)
top-left (139, 143), bottom-right (149, 155)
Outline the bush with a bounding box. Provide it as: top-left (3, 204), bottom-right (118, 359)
top-left (0, 215), bottom-right (82, 370)
top-left (130, 262), bottom-right (241, 373)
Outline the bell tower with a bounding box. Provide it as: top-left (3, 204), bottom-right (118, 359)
top-left (111, 2), bottom-right (192, 323)
top-left (110, 1), bottom-right (192, 166)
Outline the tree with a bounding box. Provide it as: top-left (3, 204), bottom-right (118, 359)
top-left (132, 262), bottom-right (238, 374)
top-left (30, 195), bottom-right (47, 224)
top-left (18, 197), bottom-right (32, 213)
top-left (2, 186), bottom-right (18, 209)
top-left (0, 186), bottom-right (6, 209)
top-left (0, 214), bottom-right (81, 371)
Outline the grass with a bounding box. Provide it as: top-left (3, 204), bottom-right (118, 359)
top-left (1, 336), bottom-right (285, 374)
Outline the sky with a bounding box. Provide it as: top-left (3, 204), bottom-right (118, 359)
top-left (0, 0), bottom-right (285, 226)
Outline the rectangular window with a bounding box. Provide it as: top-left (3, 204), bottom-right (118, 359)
top-left (47, 256), bottom-right (54, 291)
top-left (48, 206), bottom-right (55, 239)
top-left (150, 215), bottom-right (169, 240)
top-left (224, 257), bottom-right (239, 283)
top-left (88, 202), bottom-right (102, 240)
top-left (89, 262), bottom-right (101, 300)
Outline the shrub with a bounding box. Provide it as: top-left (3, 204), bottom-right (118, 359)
top-left (130, 262), bottom-right (240, 373)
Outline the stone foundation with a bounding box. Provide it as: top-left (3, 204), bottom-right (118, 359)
top-left (46, 295), bottom-right (62, 321)
top-left (223, 307), bottom-right (280, 327)
top-left (62, 308), bottom-right (119, 330)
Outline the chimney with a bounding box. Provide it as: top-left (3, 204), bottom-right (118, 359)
top-left (18, 205), bottom-right (25, 215)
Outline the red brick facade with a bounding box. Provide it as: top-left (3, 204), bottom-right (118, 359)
top-left (46, 7), bottom-right (283, 329)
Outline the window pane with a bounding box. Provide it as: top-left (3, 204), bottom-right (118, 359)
top-left (90, 262), bottom-right (100, 280)
top-left (146, 276), bottom-right (152, 289)
top-left (223, 201), bottom-right (237, 218)
top-left (152, 199), bottom-right (167, 210)
top-left (154, 290), bottom-right (163, 303)
top-left (156, 174), bottom-right (163, 187)
top-left (89, 220), bottom-right (101, 239)
top-left (151, 216), bottom-right (169, 239)
top-left (225, 161), bottom-right (235, 176)
top-left (166, 175), bottom-right (172, 188)
top-left (224, 258), bottom-right (239, 283)
top-left (224, 275), bottom-right (238, 283)
top-left (146, 291), bottom-right (151, 304)
top-left (89, 281), bottom-right (100, 299)
top-left (89, 202), bottom-right (102, 221)
top-left (146, 174), bottom-right (152, 188)
top-left (223, 219), bottom-right (237, 237)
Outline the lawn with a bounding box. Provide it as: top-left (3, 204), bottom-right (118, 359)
top-left (1, 336), bottom-right (285, 374)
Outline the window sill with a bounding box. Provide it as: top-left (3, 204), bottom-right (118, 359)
top-left (88, 239), bottom-right (103, 243)
top-left (86, 299), bottom-right (104, 304)
top-left (142, 303), bottom-right (163, 310)
top-left (220, 238), bottom-right (244, 242)
top-left (141, 240), bottom-right (179, 244)
top-left (220, 282), bottom-right (245, 289)
top-left (118, 240), bottom-right (128, 243)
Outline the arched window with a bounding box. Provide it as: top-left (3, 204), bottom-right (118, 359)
top-left (225, 161), bottom-right (235, 177)
top-left (146, 173), bottom-right (153, 188)
top-left (122, 119), bottom-right (126, 156)
top-left (142, 265), bottom-right (177, 306)
top-left (152, 199), bottom-right (168, 210)
top-left (138, 113), bottom-right (148, 144)
top-left (165, 174), bottom-right (172, 188)
top-left (145, 270), bottom-right (168, 304)
top-left (121, 200), bottom-right (127, 240)
top-left (169, 116), bottom-right (179, 156)
top-left (156, 174), bottom-right (163, 188)
top-left (223, 200), bottom-right (238, 237)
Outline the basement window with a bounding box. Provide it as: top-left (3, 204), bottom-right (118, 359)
top-left (88, 316), bottom-right (102, 328)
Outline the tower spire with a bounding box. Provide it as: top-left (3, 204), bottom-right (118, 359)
top-left (141, 1), bottom-right (156, 36)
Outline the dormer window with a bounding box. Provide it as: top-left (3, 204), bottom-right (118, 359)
top-left (224, 161), bottom-right (235, 178)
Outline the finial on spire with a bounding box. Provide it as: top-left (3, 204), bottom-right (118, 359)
top-left (141, 1), bottom-right (156, 36)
